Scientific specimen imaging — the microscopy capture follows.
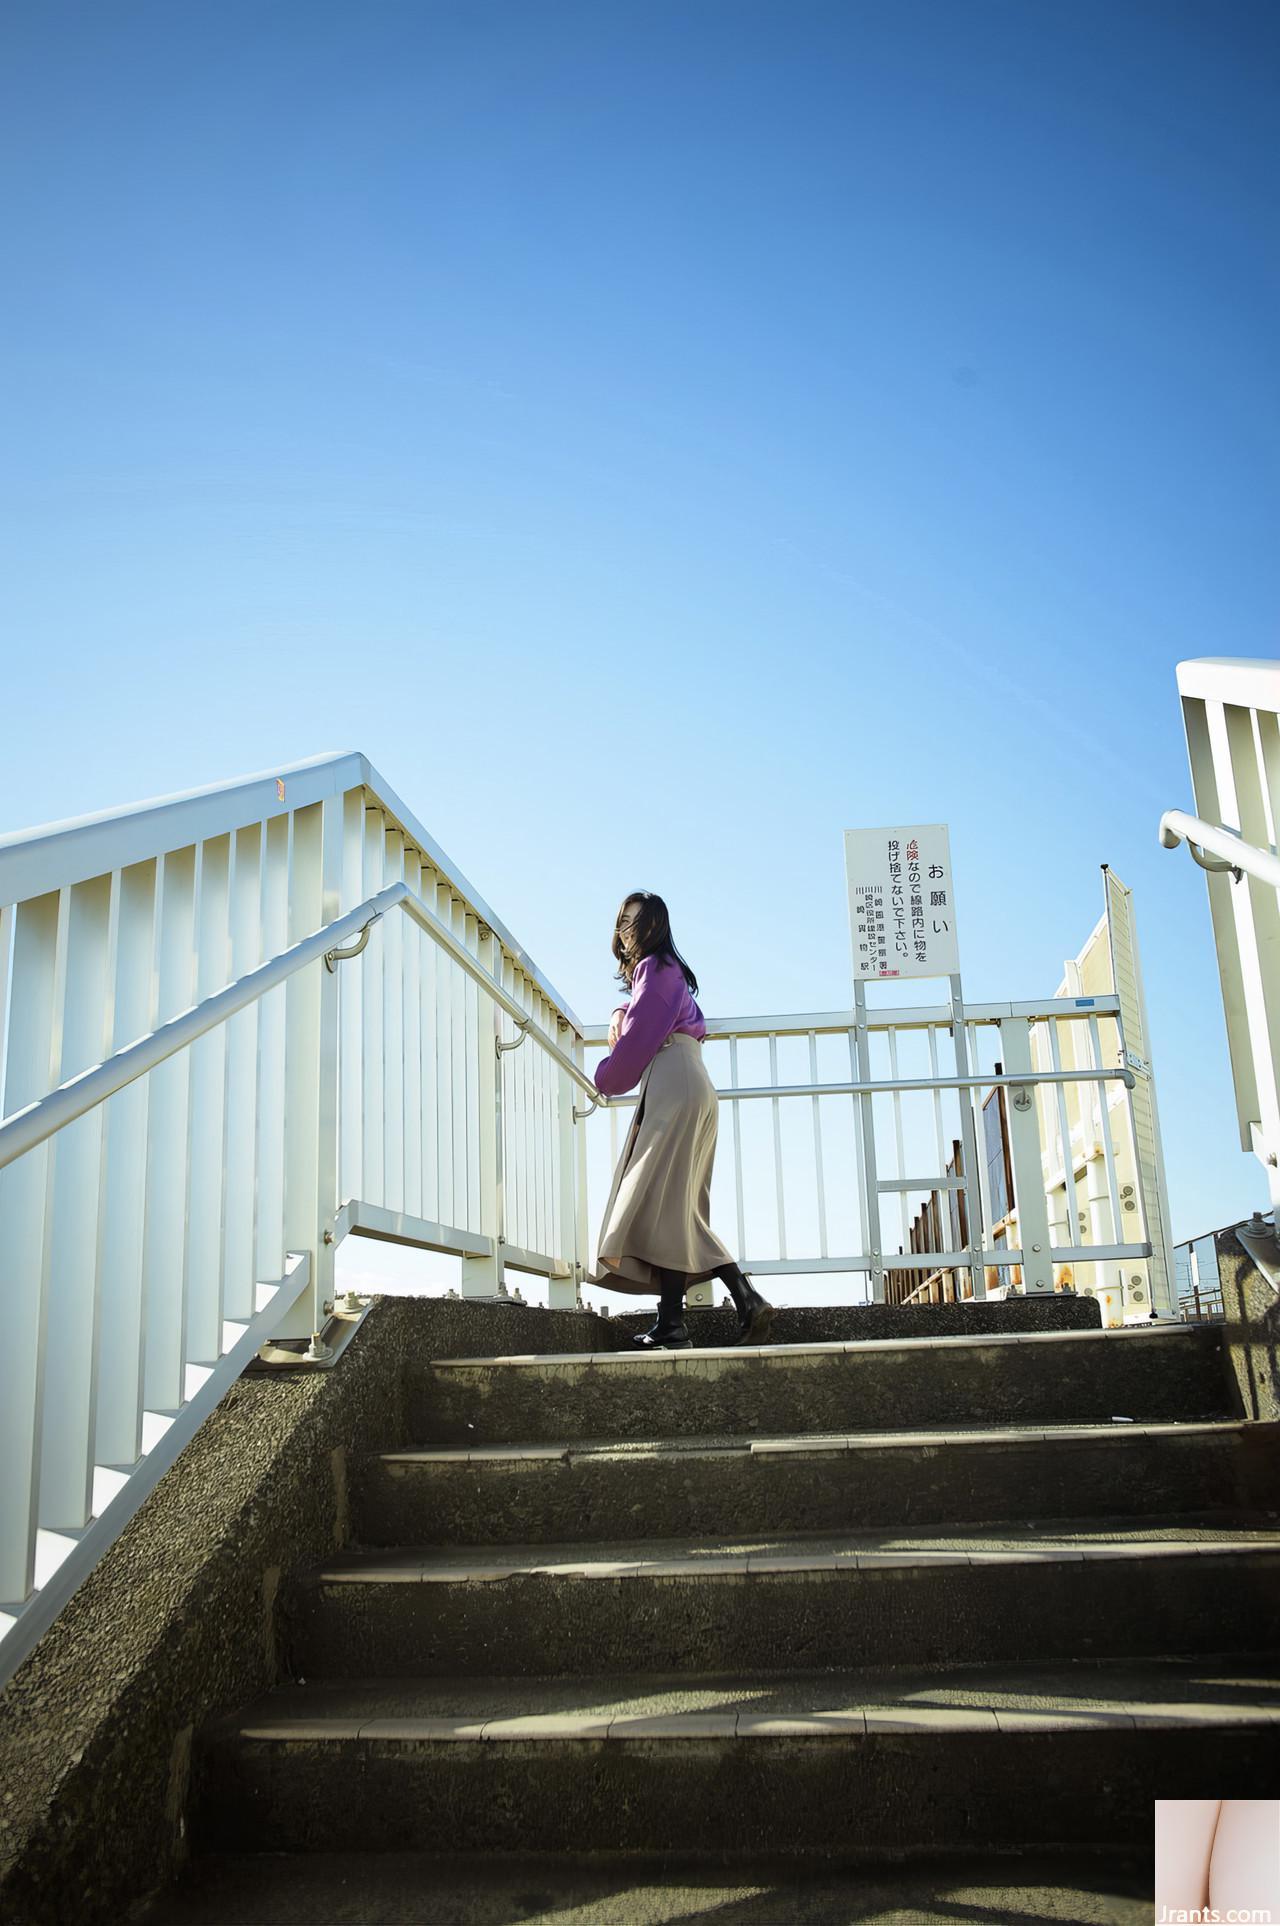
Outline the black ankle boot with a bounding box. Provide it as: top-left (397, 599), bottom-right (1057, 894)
top-left (630, 1273), bottom-right (692, 1350)
top-left (718, 1263), bottom-right (775, 1345)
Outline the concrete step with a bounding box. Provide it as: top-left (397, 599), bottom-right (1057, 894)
top-left (137, 1845), bottom-right (1155, 1924)
top-left (407, 1326), bottom-right (1237, 1445)
top-left (194, 1652), bottom-right (1280, 1858)
top-left (356, 1417), bottom-right (1280, 1546)
top-left (284, 1518), bottom-right (1280, 1678)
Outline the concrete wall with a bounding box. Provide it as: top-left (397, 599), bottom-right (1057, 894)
top-left (0, 1296), bottom-right (619, 1926)
top-left (1216, 1226), bottom-right (1280, 1423)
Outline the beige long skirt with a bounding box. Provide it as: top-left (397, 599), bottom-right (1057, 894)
top-left (587, 1032), bottom-right (735, 1296)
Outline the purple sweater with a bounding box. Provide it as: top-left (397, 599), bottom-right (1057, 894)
top-left (594, 954), bottom-right (707, 1096)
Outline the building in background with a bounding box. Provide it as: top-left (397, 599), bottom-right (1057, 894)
top-left (887, 871), bottom-right (1178, 1324)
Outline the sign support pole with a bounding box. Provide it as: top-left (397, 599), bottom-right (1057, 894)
top-left (853, 974), bottom-right (884, 1303)
top-left (948, 971), bottom-right (988, 1301)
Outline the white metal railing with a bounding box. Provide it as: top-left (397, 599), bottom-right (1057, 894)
top-left (0, 757), bottom-right (593, 1681)
top-left (1173, 1221), bottom-right (1235, 1322)
top-left (580, 993), bottom-right (1159, 1316)
top-left (1161, 657), bottom-right (1280, 1213)
top-left (0, 752), bottom-right (1172, 1682)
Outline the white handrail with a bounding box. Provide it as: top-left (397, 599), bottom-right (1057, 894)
top-left (0, 881), bottom-right (601, 1179)
top-left (1164, 656), bottom-right (1280, 1213)
top-left (1159, 809), bottom-right (1280, 892)
top-left (0, 771), bottom-right (593, 1647)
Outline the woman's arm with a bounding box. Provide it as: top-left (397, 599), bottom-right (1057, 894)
top-left (1154, 1799), bottom-right (1221, 1918)
top-left (594, 958), bottom-right (681, 1096)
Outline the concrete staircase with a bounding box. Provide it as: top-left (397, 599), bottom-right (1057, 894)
top-left (141, 1314), bottom-right (1280, 1924)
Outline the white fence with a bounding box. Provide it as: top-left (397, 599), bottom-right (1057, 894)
top-left (1161, 656), bottom-right (1280, 1215)
top-left (0, 758), bottom-right (595, 1680)
top-left (1, 752), bottom-right (1163, 1682)
top-left (581, 993), bottom-right (1155, 1314)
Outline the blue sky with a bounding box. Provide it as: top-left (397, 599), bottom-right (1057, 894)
top-left (2, 0), bottom-right (1277, 1293)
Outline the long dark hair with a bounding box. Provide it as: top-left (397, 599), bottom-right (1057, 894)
top-left (612, 892), bottom-right (699, 997)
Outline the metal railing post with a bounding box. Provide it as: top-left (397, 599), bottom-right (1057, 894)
top-left (852, 978), bottom-right (884, 1301)
top-left (948, 974), bottom-right (987, 1300)
top-left (276, 797), bottom-right (344, 1351)
top-left (551, 1019), bottom-right (580, 1311)
top-left (0, 889), bottom-right (62, 1605)
top-left (574, 1033), bottom-right (591, 1310)
top-left (461, 925), bottom-right (507, 1298)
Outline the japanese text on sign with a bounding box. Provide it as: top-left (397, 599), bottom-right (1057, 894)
top-left (844, 825), bottom-right (960, 980)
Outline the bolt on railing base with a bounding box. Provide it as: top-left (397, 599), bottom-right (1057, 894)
top-left (247, 1297), bottom-right (374, 1373)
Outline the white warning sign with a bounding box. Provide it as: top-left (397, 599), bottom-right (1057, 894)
top-left (845, 824), bottom-right (960, 981)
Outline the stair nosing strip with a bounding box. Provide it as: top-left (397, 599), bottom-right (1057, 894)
top-left (237, 1702), bottom-right (1280, 1743)
top-left (426, 1327), bottom-right (1198, 1369)
top-left (311, 1540), bottom-right (1280, 1584)
top-left (379, 1420), bottom-right (1257, 1465)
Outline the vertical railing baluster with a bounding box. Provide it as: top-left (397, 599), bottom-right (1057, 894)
top-left (945, 991), bottom-right (986, 1301)
top-left (510, 969), bottom-right (522, 1255)
top-left (525, 985), bottom-right (538, 1258)
top-left (417, 866), bottom-right (438, 1223)
top-left (338, 794), bottom-right (365, 1215)
top-left (508, 968), bottom-right (522, 1252)
top-left (185, 836), bottom-right (231, 1365)
top-left (500, 950), bottom-right (517, 1249)
top-left (277, 797), bottom-right (334, 1340)
top-left (361, 809), bottom-right (386, 1212)
top-left (573, 1031), bottom-right (590, 1306)
top-left (961, 1016), bottom-right (991, 1292)
top-left (401, 849), bottom-right (423, 1224)
top-left (1046, 1016), bottom-right (1082, 1253)
top-left (461, 923), bottom-right (503, 1297)
top-left (535, 991), bottom-right (548, 1259)
top-left (768, 1032), bottom-right (786, 1260)
top-left (553, 1022), bottom-right (577, 1307)
top-left (927, 1024), bottom-right (953, 1291)
top-left (96, 862), bottom-right (159, 1464)
top-left (382, 826), bottom-right (405, 1218)
top-left (852, 982), bottom-right (883, 1302)
top-left (0, 889), bottom-right (63, 1601)
top-left (928, 1024), bottom-right (947, 1179)
top-left (520, 972), bottom-right (534, 1253)
top-left (1087, 1011), bottom-right (1124, 1233)
top-left (463, 911), bottom-right (481, 1234)
top-left (434, 882), bottom-right (455, 1229)
top-left (730, 1033), bottom-right (746, 1262)
top-left (546, 1009), bottom-right (558, 1263)
top-left (143, 846), bottom-right (197, 1409)
top-left (252, 816), bottom-right (289, 1299)
top-left (278, 799), bottom-right (343, 1343)
top-left (0, 901), bottom-right (11, 1111)
top-left (38, 874), bottom-right (112, 1533)
top-left (808, 1030), bottom-right (828, 1260)
top-left (886, 1025), bottom-right (909, 1256)
top-left (313, 799), bottom-right (344, 1323)
top-left (847, 1027), bottom-right (867, 1277)
top-left (221, 829), bottom-right (262, 1325)
top-left (449, 895), bottom-right (468, 1233)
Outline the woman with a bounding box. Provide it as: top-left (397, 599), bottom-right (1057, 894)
top-left (1154, 1798), bottom-right (1279, 1919)
top-left (585, 891), bottom-right (775, 1351)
